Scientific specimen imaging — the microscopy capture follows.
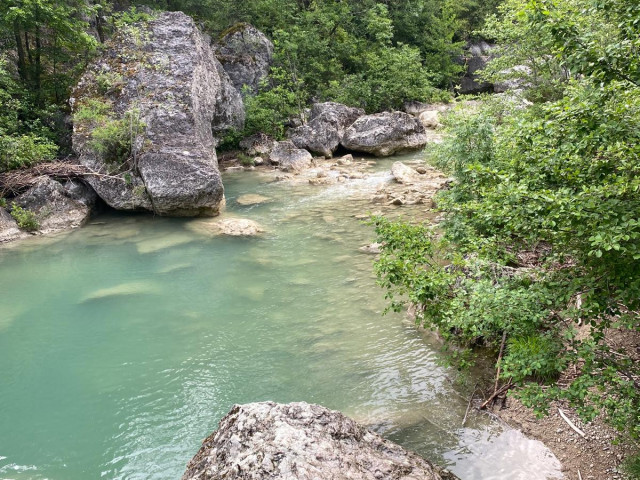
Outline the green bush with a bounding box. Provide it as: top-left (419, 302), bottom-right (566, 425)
top-left (74, 100), bottom-right (145, 167)
top-left (0, 134), bottom-right (58, 173)
top-left (623, 453), bottom-right (640, 480)
top-left (10, 203), bottom-right (39, 232)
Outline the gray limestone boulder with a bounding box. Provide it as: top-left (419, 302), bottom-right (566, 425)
top-left (290, 102), bottom-right (364, 157)
top-left (182, 402), bottom-right (457, 480)
top-left (215, 23), bottom-right (274, 94)
top-left (12, 177), bottom-right (94, 234)
top-left (239, 133), bottom-right (275, 157)
top-left (341, 112), bottom-right (428, 157)
top-left (0, 207), bottom-right (27, 243)
top-left (72, 11), bottom-right (244, 216)
top-left (458, 42), bottom-right (495, 95)
top-left (269, 141), bottom-right (313, 172)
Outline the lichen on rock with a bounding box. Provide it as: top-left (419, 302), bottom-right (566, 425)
top-left (182, 401), bottom-right (458, 480)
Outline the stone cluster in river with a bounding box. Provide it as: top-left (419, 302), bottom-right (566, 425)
top-left (182, 402), bottom-right (458, 480)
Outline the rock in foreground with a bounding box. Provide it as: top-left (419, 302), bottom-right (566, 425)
top-left (182, 402), bottom-right (458, 480)
top-left (341, 112), bottom-right (428, 157)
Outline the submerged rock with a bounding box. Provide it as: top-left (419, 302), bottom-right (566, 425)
top-left (341, 112), bottom-right (428, 157)
top-left (182, 401), bottom-right (457, 480)
top-left (214, 23), bottom-right (274, 94)
top-left (187, 217), bottom-right (264, 237)
top-left (269, 141), bottom-right (313, 172)
top-left (12, 177), bottom-right (95, 234)
top-left (236, 194), bottom-right (271, 206)
top-left (290, 102), bottom-right (364, 157)
top-left (72, 11), bottom-right (244, 217)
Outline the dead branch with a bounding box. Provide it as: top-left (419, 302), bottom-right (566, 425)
top-left (0, 161), bottom-right (124, 197)
top-left (558, 408), bottom-right (586, 438)
top-left (480, 381), bottom-right (513, 410)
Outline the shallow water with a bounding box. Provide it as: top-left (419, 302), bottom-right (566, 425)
top-left (0, 154), bottom-right (562, 480)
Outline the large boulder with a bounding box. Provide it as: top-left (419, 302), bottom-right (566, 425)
top-left (214, 23), bottom-right (274, 94)
top-left (269, 141), bottom-right (313, 172)
top-left (341, 112), bottom-right (429, 157)
top-left (11, 177), bottom-right (95, 234)
top-left (458, 42), bottom-right (495, 95)
top-left (182, 402), bottom-right (457, 480)
top-left (72, 11), bottom-right (244, 216)
top-left (290, 102), bottom-right (364, 157)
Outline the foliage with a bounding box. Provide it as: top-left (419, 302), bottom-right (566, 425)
top-left (10, 203), bottom-right (39, 231)
top-left (0, 133), bottom-right (57, 172)
top-left (373, 0), bottom-right (640, 447)
top-left (74, 99), bottom-right (145, 167)
top-left (243, 66), bottom-right (306, 139)
top-left (623, 453), bottom-right (640, 480)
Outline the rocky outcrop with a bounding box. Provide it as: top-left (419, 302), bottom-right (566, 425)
top-left (0, 207), bottom-right (27, 243)
top-left (12, 177), bottom-right (95, 234)
top-left (341, 112), bottom-right (428, 157)
top-left (215, 23), bottom-right (274, 94)
top-left (72, 11), bottom-right (244, 217)
top-left (269, 141), bottom-right (313, 172)
top-left (290, 102), bottom-right (364, 157)
top-left (458, 42), bottom-right (495, 95)
top-left (182, 402), bottom-right (457, 480)
top-left (239, 133), bottom-right (275, 157)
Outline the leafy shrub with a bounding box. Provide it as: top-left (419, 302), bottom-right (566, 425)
top-left (74, 100), bottom-right (145, 167)
top-left (0, 134), bottom-right (58, 172)
top-left (10, 203), bottom-right (39, 231)
top-left (622, 453), bottom-right (640, 480)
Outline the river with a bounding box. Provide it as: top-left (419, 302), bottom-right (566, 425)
top-left (0, 154), bottom-right (562, 479)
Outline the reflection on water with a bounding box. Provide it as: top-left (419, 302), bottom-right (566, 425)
top-left (0, 154), bottom-right (562, 479)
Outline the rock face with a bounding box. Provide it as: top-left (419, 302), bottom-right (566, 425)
top-left (182, 402), bottom-right (457, 480)
top-left (215, 23), bottom-right (274, 94)
top-left (12, 177), bottom-right (95, 234)
top-left (269, 141), bottom-right (313, 172)
top-left (458, 42), bottom-right (495, 95)
top-left (239, 133), bottom-right (275, 157)
top-left (341, 112), bottom-right (428, 157)
top-left (72, 11), bottom-right (244, 216)
top-left (290, 102), bottom-right (364, 157)
top-left (0, 207), bottom-right (27, 243)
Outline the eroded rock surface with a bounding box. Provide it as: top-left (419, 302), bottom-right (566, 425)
top-left (458, 41), bottom-right (495, 95)
top-left (269, 141), bottom-right (313, 172)
top-left (341, 112), bottom-right (428, 157)
top-left (290, 102), bottom-right (364, 157)
top-left (182, 402), bottom-right (457, 480)
top-left (0, 207), bottom-right (27, 243)
top-left (215, 23), bottom-right (274, 94)
top-left (72, 11), bottom-right (244, 216)
top-left (12, 177), bottom-right (95, 234)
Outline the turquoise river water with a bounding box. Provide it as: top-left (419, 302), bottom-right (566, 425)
top-left (0, 155), bottom-right (563, 480)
